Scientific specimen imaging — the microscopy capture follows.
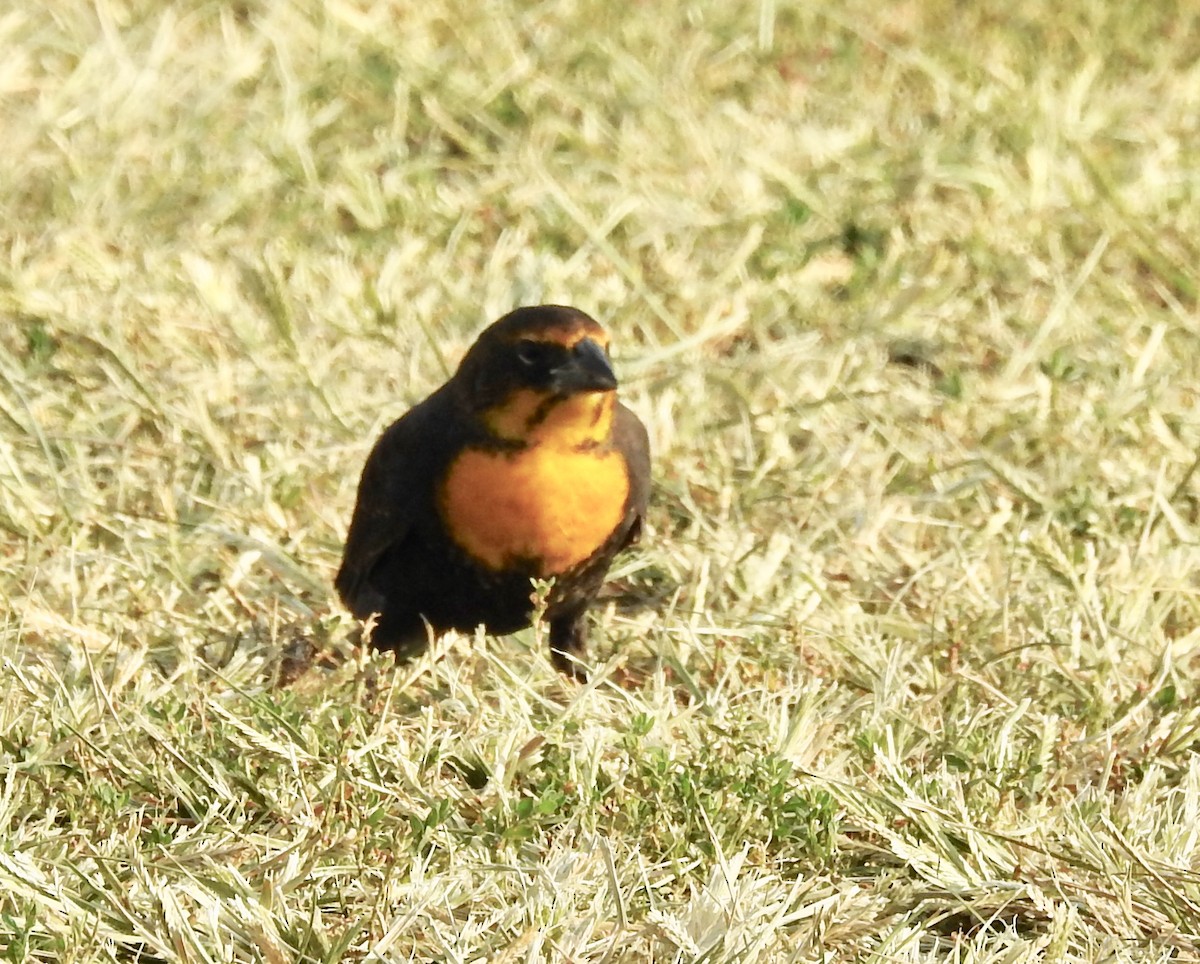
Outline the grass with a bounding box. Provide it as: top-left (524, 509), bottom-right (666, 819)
top-left (3, 0), bottom-right (1200, 959)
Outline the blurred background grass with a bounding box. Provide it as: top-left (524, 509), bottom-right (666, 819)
top-left (3, 1), bottom-right (1200, 960)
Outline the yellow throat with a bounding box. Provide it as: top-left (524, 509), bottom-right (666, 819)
top-left (439, 390), bottom-right (629, 575)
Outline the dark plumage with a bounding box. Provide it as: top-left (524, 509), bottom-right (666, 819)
top-left (335, 305), bottom-right (650, 679)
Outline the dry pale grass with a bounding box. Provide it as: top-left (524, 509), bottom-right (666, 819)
top-left (3, 0), bottom-right (1200, 960)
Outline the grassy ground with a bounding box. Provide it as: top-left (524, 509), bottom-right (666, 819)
top-left (3, 0), bottom-right (1200, 960)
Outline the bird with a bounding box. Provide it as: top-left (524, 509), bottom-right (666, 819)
top-left (335, 305), bottom-right (650, 679)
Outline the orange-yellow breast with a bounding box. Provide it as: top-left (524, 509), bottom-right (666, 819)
top-left (439, 445), bottom-right (629, 575)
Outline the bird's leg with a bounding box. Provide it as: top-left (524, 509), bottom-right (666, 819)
top-left (548, 610), bottom-right (589, 681)
top-left (367, 611), bottom-right (434, 661)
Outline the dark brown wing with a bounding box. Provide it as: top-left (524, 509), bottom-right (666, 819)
top-left (334, 385), bottom-right (456, 619)
top-left (614, 401), bottom-right (651, 548)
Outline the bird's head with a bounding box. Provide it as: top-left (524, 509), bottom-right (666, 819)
top-left (458, 305), bottom-right (620, 447)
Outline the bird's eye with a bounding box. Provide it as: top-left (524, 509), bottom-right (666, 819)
top-left (515, 339), bottom-right (543, 367)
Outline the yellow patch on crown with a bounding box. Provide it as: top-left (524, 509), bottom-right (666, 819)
top-left (440, 391), bottom-right (627, 574)
top-left (512, 324), bottom-right (609, 350)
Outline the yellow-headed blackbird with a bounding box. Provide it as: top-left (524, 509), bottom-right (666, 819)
top-left (335, 305), bottom-right (650, 679)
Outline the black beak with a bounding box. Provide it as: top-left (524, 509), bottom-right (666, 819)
top-left (551, 337), bottom-right (618, 394)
